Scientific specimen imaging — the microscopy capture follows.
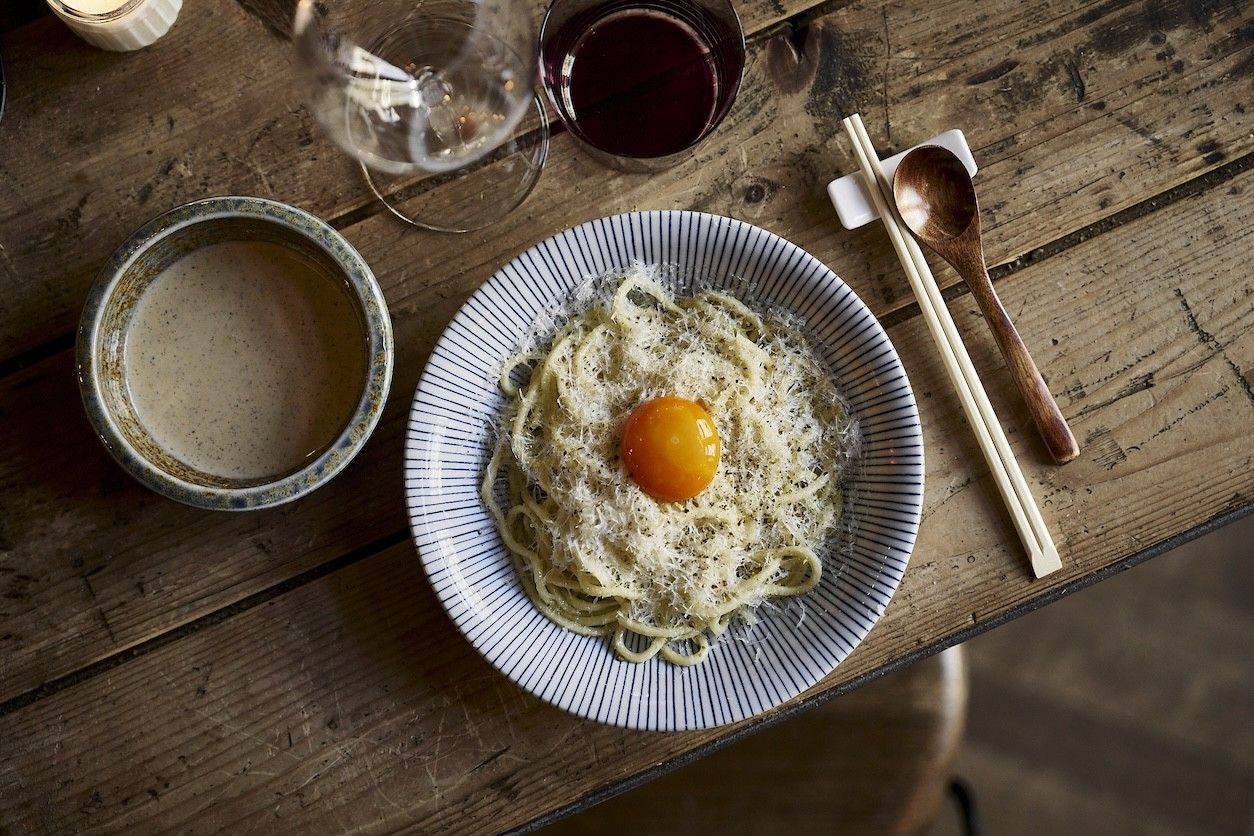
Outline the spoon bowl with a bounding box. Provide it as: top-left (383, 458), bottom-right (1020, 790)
top-left (893, 144), bottom-right (979, 241)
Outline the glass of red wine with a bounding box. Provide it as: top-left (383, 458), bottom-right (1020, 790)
top-left (539, 0), bottom-right (745, 170)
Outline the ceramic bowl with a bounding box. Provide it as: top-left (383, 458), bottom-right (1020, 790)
top-left (405, 211), bottom-right (923, 730)
top-left (77, 196), bottom-right (393, 511)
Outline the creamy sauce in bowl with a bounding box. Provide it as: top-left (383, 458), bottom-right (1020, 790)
top-left (123, 240), bottom-right (367, 481)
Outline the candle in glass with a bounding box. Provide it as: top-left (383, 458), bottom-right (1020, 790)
top-left (46, 0), bottom-right (182, 51)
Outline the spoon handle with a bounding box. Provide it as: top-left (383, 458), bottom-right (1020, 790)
top-left (956, 255), bottom-right (1080, 464)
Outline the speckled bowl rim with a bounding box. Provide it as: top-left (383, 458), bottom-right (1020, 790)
top-left (77, 196), bottom-right (394, 511)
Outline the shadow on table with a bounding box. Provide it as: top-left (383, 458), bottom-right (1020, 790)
top-left (235, 0), bottom-right (299, 39)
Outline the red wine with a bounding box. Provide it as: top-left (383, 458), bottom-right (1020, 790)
top-left (541, 2), bottom-right (744, 158)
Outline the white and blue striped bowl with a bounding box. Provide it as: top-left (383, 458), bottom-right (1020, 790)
top-left (406, 212), bottom-right (923, 730)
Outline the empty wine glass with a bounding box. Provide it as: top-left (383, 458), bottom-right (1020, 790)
top-left (294, 0), bottom-right (548, 232)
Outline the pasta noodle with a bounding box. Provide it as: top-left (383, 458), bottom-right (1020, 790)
top-left (481, 264), bottom-right (853, 666)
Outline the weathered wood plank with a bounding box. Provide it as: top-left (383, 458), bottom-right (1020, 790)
top-left (0, 543), bottom-right (968, 835)
top-left (0, 0), bottom-right (1250, 703)
top-left (680, 0), bottom-right (1254, 315)
top-left (545, 648), bottom-right (968, 836)
top-left (0, 0), bottom-right (1249, 365)
top-left (1, 167), bottom-right (1250, 831)
top-left (0, 0), bottom-right (838, 365)
top-left (0, 1), bottom-right (358, 365)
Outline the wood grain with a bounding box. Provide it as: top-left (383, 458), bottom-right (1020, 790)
top-left (571, 523), bottom-right (1252, 836)
top-left (0, 0), bottom-right (1250, 705)
top-left (546, 647), bottom-right (968, 836)
top-left (0, 164), bottom-right (1249, 832)
top-left (0, 0), bottom-right (1249, 366)
top-left (0, 0), bottom-right (836, 366)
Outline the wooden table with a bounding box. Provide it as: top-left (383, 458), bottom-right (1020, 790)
top-left (1, 0), bottom-right (1250, 831)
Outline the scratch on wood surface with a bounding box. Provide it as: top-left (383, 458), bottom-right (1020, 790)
top-left (1086, 426), bottom-right (1128, 471)
top-left (158, 671), bottom-right (301, 762)
top-left (587, 734), bottom-right (601, 766)
top-left (470, 746), bottom-right (512, 773)
top-left (454, 687), bottom-right (487, 752)
top-left (921, 476), bottom-right (973, 522)
top-left (79, 575), bottom-right (118, 644)
top-left (1063, 54), bottom-right (1087, 102)
top-left (492, 683), bottom-right (519, 741)
top-left (542, 725), bottom-right (582, 762)
top-left (422, 711), bottom-right (447, 786)
top-left (1174, 288), bottom-right (1254, 405)
top-left (296, 740), bottom-right (359, 790)
top-left (200, 778), bottom-right (238, 811)
top-left (226, 154), bottom-right (275, 197)
top-left (220, 768), bottom-right (277, 778)
top-left (1150, 383), bottom-right (1231, 441)
top-left (201, 708), bottom-right (300, 761)
top-left (1, 762), bottom-right (27, 791)
top-left (323, 797), bottom-right (352, 834)
top-left (0, 242), bottom-right (18, 284)
top-left (1075, 367), bottom-right (1165, 419)
top-left (365, 752), bottom-right (405, 812)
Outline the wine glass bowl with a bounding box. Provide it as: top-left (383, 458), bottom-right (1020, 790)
top-left (293, 0), bottom-right (548, 232)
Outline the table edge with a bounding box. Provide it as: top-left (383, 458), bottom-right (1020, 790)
top-left (511, 500), bottom-right (1254, 833)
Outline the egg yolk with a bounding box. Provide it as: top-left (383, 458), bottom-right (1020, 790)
top-left (620, 396), bottom-right (721, 502)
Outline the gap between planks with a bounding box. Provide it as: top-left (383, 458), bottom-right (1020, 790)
top-left (0, 151), bottom-right (1250, 719)
top-left (0, 0), bottom-right (860, 380)
top-left (0, 530), bottom-right (408, 718)
top-left (4, 0), bottom-right (1248, 378)
top-left (507, 504), bottom-right (1254, 833)
top-left (1, 148), bottom-right (1249, 386)
top-left (876, 150), bottom-right (1254, 329)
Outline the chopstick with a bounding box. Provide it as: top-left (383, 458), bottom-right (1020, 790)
top-left (842, 113), bottom-right (1061, 578)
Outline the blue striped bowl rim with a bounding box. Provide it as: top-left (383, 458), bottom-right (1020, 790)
top-left (405, 211), bottom-right (923, 730)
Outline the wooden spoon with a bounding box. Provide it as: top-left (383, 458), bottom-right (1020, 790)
top-left (893, 145), bottom-right (1079, 464)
